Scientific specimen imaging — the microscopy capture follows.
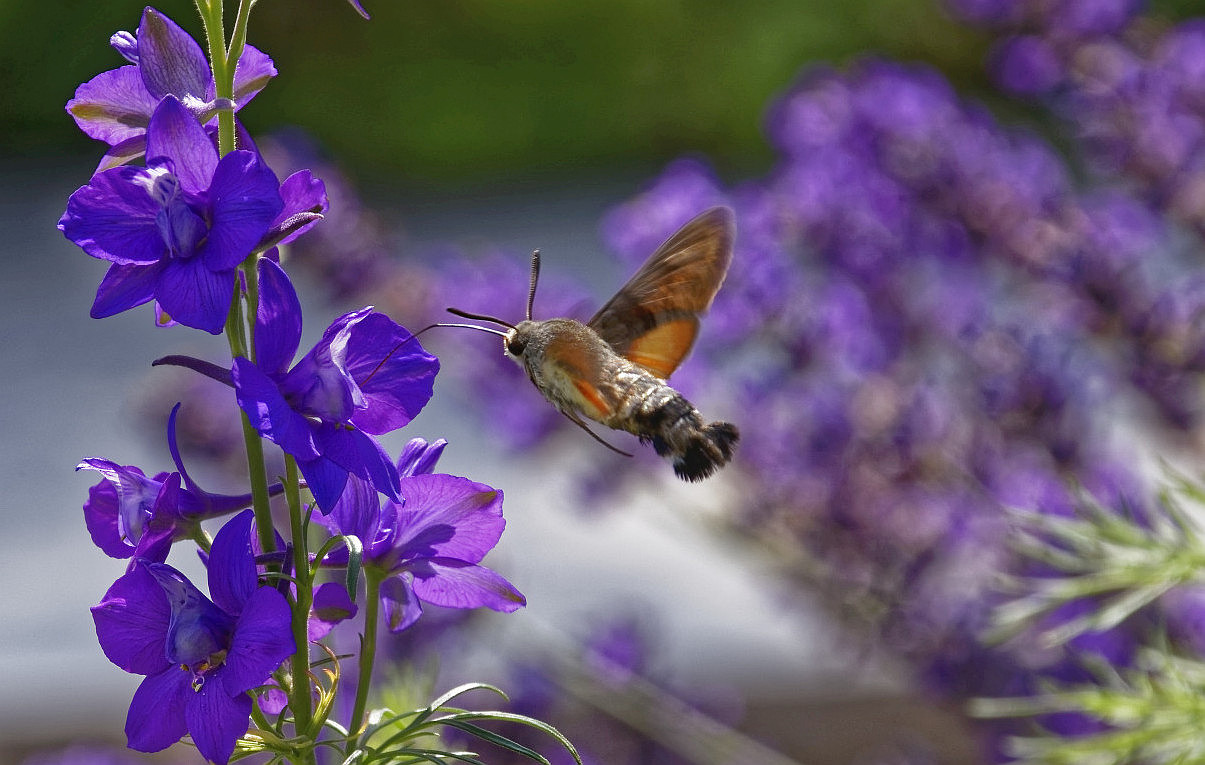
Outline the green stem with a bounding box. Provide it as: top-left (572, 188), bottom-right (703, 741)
top-left (225, 271), bottom-right (277, 558)
top-left (286, 455), bottom-right (314, 735)
top-left (227, 0), bottom-right (254, 78)
top-left (348, 568), bottom-right (383, 750)
top-left (194, 0), bottom-right (236, 156)
top-left (189, 524), bottom-right (213, 554)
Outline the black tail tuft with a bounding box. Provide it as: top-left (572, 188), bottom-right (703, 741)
top-left (672, 421), bottom-right (740, 482)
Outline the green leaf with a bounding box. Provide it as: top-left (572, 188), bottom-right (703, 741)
top-left (437, 720), bottom-right (552, 764)
top-left (435, 711), bottom-right (582, 765)
top-left (344, 534), bottom-right (364, 603)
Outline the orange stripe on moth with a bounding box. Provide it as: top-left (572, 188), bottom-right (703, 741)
top-left (571, 378), bottom-right (612, 420)
top-left (624, 318), bottom-right (698, 379)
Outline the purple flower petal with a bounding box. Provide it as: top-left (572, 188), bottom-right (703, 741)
top-left (231, 44), bottom-right (277, 109)
top-left (145, 96), bottom-right (217, 196)
top-left (97, 134), bottom-right (151, 172)
top-left (309, 582), bottom-right (358, 641)
top-left (76, 459), bottom-right (159, 549)
top-left (381, 574), bottom-right (424, 632)
top-left (207, 510), bottom-right (257, 616)
top-left (184, 674), bottom-right (251, 765)
top-left (396, 438), bottom-right (447, 479)
top-left (110, 30), bottom-right (139, 63)
top-left (154, 256), bottom-right (233, 335)
top-left (82, 475), bottom-right (133, 559)
top-left (345, 313), bottom-right (439, 435)
top-left (254, 258), bottom-right (302, 375)
top-left (66, 66), bottom-right (159, 145)
top-left (296, 456), bottom-right (350, 514)
top-left (327, 472), bottom-right (384, 546)
top-left (312, 425), bottom-right (400, 503)
top-left (232, 357), bottom-right (319, 459)
top-left (92, 564), bottom-right (172, 675)
top-left (59, 166), bottom-right (166, 265)
top-left (200, 150), bottom-right (282, 272)
top-left (393, 474), bottom-right (504, 564)
top-left (145, 563), bottom-right (235, 667)
top-left (270, 170), bottom-right (328, 247)
top-left (223, 587), bottom-right (294, 694)
top-left (257, 683), bottom-right (288, 715)
top-left (125, 667), bottom-right (190, 754)
top-left (136, 8), bottom-right (212, 105)
top-left (90, 262), bottom-right (163, 319)
top-left (408, 558), bottom-right (525, 613)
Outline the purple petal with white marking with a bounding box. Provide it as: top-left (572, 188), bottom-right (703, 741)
top-left (66, 66), bottom-right (158, 145)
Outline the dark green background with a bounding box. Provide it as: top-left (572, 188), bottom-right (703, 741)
top-left (5, 0), bottom-right (1199, 188)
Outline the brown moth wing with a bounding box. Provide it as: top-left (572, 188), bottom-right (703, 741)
top-left (587, 206), bottom-right (735, 379)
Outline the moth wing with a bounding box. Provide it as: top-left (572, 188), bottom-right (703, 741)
top-left (588, 206), bottom-right (734, 379)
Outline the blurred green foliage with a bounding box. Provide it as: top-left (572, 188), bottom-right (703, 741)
top-left (6, 0), bottom-right (1196, 187)
top-left (3, 0), bottom-right (995, 185)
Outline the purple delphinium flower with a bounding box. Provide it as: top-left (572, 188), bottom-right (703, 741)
top-left (232, 258), bottom-right (438, 510)
top-left (59, 95), bottom-right (283, 334)
top-left (320, 437), bottom-right (525, 632)
top-left (91, 510), bottom-right (294, 764)
top-left (78, 404), bottom-right (268, 563)
top-left (66, 7), bottom-right (276, 170)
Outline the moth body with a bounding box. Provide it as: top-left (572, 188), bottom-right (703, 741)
top-left (504, 318), bottom-right (738, 481)
top-left (446, 206), bottom-right (740, 481)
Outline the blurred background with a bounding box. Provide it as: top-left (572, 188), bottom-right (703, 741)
top-left (6, 0), bottom-right (1205, 763)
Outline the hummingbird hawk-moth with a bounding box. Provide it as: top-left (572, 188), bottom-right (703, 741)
top-left (443, 206), bottom-right (739, 481)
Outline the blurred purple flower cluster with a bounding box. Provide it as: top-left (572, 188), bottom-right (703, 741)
top-left (598, 62), bottom-right (1166, 703)
top-left (431, 23), bottom-right (1205, 756)
top-left (949, 0), bottom-right (1205, 231)
top-left (944, 1), bottom-right (1205, 429)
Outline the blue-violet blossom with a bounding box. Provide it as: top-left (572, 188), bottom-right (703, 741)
top-left (78, 404), bottom-right (269, 564)
top-left (232, 259), bottom-right (439, 511)
top-left (322, 437), bottom-right (526, 631)
top-left (66, 6), bottom-right (276, 170)
top-left (59, 95), bottom-right (283, 334)
top-left (91, 510), bottom-right (294, 764)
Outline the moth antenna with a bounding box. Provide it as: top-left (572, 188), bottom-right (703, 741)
top-left (445, 307), bottom-right (516, 329)
top-left (527, 249), bottom-right (541, 321)
top-left (557, 408), bottom-right (634, 457)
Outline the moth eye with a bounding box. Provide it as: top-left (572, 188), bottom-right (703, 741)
top-left (506, 336), bottom-right (527, 356)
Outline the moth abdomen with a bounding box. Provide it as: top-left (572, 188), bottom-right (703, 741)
top-left (651, 418), bottom-right (739, 482)
top-left (617, 375), bottom-right (739, 481)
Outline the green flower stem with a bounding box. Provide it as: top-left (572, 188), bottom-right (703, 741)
top-left (347, 568), bottom-right (384, 749)
top-left (194, 0), bottom-right (235, 157)
top-left (286, 455), bottom-right (314, 736)
top-left (189, 525), bottom-right (213, 554)
top-left (227, 0), bottom-right (253, 81)
top-left (249, 702), bottom-right (273, 737)
top-left (225, 268), bottom-right (277, 559)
